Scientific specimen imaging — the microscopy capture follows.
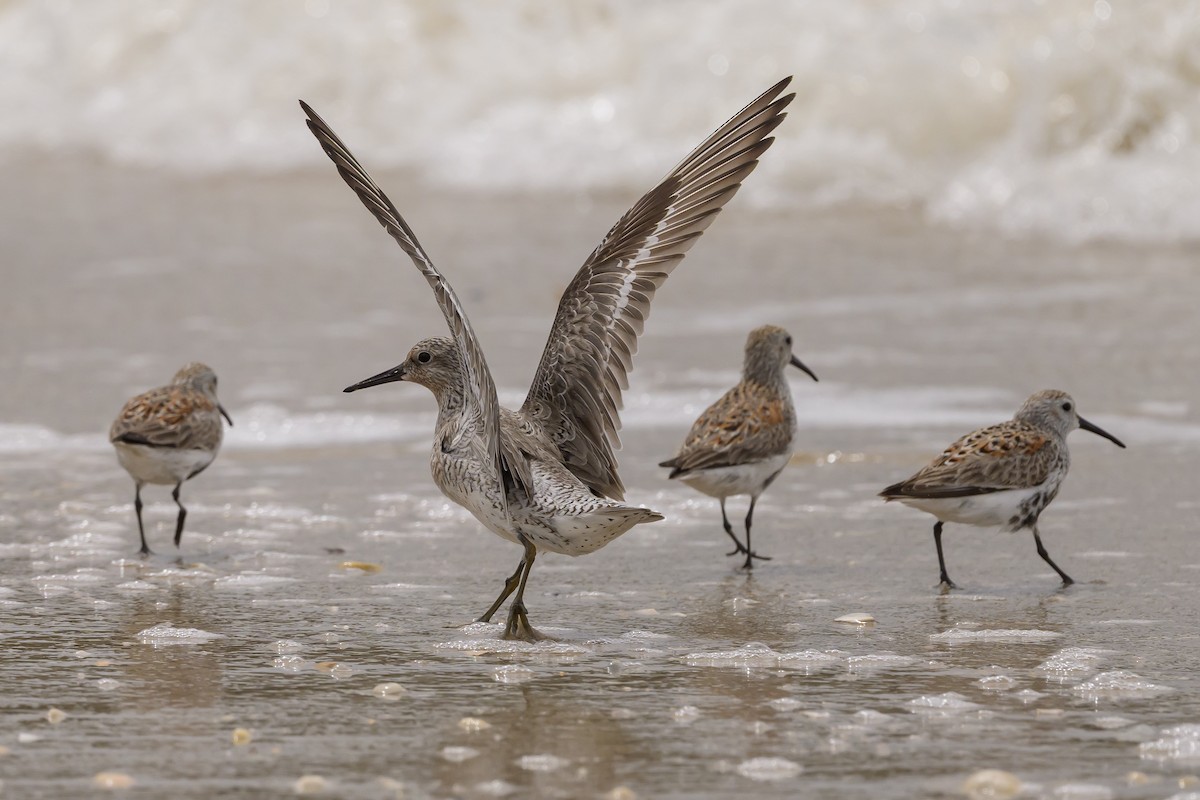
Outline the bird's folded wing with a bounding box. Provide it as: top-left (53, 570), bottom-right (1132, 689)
top-left (521, 78), bottom-right (795, 500)
top-left (300, 101), bottom-right (532, 508)
top-left (663, 385), bottom-right (792, 476)
top-left (881, 424), bottom-right (1056, 498)
top-left (109, 388), bottom-right (216, 450)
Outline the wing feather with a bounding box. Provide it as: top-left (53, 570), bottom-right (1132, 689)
top-left (663, 382), bottom-right (793, 476)
top-left (521, 77), bottom-right (795, 499)
top-left (880, 421), bottom-right (1060, 499)
top-left (109, 387), bottom-right (220, 452)
top-left (300, 101), bottom-right (532, 509)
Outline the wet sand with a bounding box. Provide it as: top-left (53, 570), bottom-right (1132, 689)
top-left (2, 159), bottom-right (1199, 798)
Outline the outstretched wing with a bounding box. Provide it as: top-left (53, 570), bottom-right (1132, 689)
top-left (301, 101), bottom-right (529, 508)
top-left (880, 421), bottom-right (1059, 499)
top-left (522, 78), bottom-right (795, 500)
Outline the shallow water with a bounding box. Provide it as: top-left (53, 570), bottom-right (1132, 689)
top-left (2, 158), bottom-right (1199, 799)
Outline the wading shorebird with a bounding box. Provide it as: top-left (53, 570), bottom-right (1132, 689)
top-left (880, 390), bottom-right (1125, 588)
top-left (110, 363), bottom-right (232, 555)
top-left (659, 325), bottom-right (817, 568)
top-left (302, 78), bottom-right (794, 640)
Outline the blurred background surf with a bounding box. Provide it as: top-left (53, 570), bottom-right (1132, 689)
top-left (3, 0), bottom-right (1199, 243)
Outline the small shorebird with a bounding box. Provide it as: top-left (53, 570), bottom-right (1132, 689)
top-left (880, 389), bottom-right (1125, 588)
top-left (659, 325), bottom-right (817, 569)
top-left (110, 363), bottom-right (232, 555)
top-left (303, 78), bottom-right (794, 639)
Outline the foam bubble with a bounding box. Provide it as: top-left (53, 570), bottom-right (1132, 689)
top-left (931, 629), bottom-right (1062, 643)
top-left (516, 754), bottom-right (569, 772)
top-left (1073, 671), bottom-right (1172, 702)
top-left (441, 746), bottom-right (479, 763)
top-left (684, 643), bottom-right (844, 671)
top-left (1035, 647), bottom-right (1112, 681)
top-left (735, 757), bottom-right (803, 781)
top-left (910, 692), bottom-right (981, 714)
top-left (492, 665), bottom-right (536, 685)
top-left (1049, 784), bottom-right (1114, 800)
top-left (213, 573), bottom-right (298, 590)
top-left (136, 622), bottom-right (224, 647)
top-left (1140, 725), bottom-right (1200, 764)
top-left (846, 653), bottom-right (918, 672)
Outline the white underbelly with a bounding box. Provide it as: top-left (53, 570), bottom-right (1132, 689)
top-left (677, 452), bottom-right (791, 499)
top-left (434, 455), bottom-right (660, 555)
top-left (114, 443), bottom-right (215, 485)
top-left (895, 487), bottom-right (1043, 530)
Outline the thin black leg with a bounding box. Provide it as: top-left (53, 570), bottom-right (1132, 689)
top-left (933, 521), bottom-right (956, 589)
top-left (134, 484), bottom-right (151, 556)
top-left (503, 540), bottom-right (545, 641)
top-left (172, 483), bottom-right (187, 548)
top-left (741, 495), bottom-right (772, 569)
top-left (477, 558), bottom-right (525, 623)
top-left (722, 498), bottom-right (748, 556)
top-left (1033, 525), bottom-right (1074, 585)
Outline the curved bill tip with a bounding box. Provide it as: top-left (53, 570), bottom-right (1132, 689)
top-left (789, 354), bottom-right (818, 382)
top-left (218, 404), bottom-right (233, 427)
top-left (344, 364), bottom-right (406, 393)
top-left (1079, 416), bottom-right (1126, 449)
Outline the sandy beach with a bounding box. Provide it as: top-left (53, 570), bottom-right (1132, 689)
top-left (3, 3), bottom-right (1200, 796)
top-left (2, 151), bottom-right (1199, 798)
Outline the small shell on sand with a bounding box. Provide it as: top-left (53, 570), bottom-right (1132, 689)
top-left (93, 772), bottom-right (136, 790)
top-left (46, 708), bottom-right (67, 724)
top-left (338, 561), bottom-right (382, 573)
top-left (835, 613), bottom-right (876, 625)
top-left (293, 774), bottom-right (330, 794)
top-left (231, 727), bottom-right (252, 746)
top-left (606, 787), bottom-right (637, 800)
top-left (962, 769), bottom-right (1022, 799)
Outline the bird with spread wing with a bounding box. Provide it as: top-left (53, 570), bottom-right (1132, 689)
top-left (302, 78), bottom-right (794, 640)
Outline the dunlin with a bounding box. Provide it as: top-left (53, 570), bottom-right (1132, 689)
top-left (303, 78), bottom-right (794, 639)
top-left (880, 389), bottom-right (1125, 588)
top-left (659, 325), bottom-right (817, 568)
top-left (109, 363), bottom-right (232, 555)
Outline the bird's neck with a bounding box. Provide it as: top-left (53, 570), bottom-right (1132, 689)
top-left (431, 383), bottom-right (468, 426)
top-left (742, 365), bottom-right (787, 393)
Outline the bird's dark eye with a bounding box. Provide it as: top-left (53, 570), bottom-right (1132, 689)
top-left (785, 336), bottom-right (793, 346)
top-left (1062, 402), bottom-right (1072, 412)
top-left (417, 351), bottom-right (432, 364)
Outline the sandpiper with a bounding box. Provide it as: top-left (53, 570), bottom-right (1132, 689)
top-left (303, 78), bottom-right (794, 640)
top-left (879, 389), bottom-right (1125, 588)
top-left (659, 326), bottom-right (817, 568)
top-left (109, 363), bottom-right (232, 555)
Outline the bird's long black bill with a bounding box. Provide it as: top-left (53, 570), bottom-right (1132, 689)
top-left (789, 354), bottom-right (818, 382)
top-left (1079, 416), bottom-right (1126, 448)
top-left (345, 364), bottom-right (406, 393)
top-left (218, 404), bottom-right (234, 427)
